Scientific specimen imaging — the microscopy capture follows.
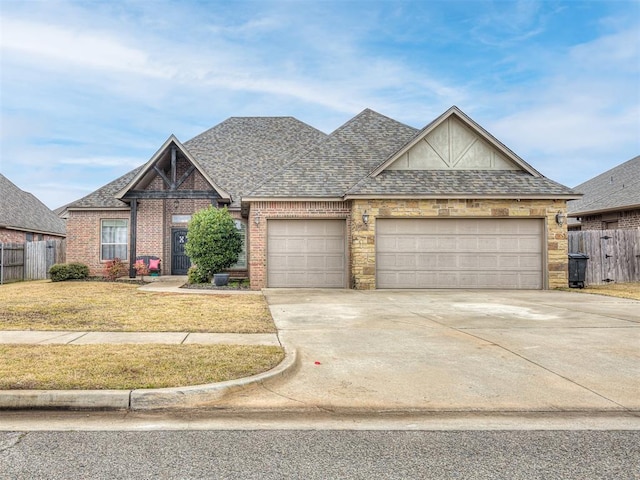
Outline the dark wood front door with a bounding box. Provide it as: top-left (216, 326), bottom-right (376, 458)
top-left (171, 228), bottom-right (191, 274)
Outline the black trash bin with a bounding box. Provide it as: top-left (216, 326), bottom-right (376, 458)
top-left (568, 253), bottom-right (589, 288)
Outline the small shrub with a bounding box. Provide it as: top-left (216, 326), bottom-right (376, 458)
top-left (134, 260), bottom-right (150, 277)
top-left (103, 258), bottom-right (128, 281)
top-left (187, 265), bottom-right (209, 284)
top-left (49, 263), bottom-right (90, 282)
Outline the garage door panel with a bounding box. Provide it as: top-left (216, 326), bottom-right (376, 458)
top-left (377, 219), bottom-right (543, 289)
top-left (268, 220), bottom-right (346, 288)
top-left (477, 238), bottom-right (499, 251)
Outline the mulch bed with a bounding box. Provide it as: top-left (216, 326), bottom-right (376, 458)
top-left (181, 281), bottom-right (251, 291)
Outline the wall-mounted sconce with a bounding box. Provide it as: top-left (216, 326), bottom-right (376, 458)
top-left (555, 212), bottom-right (566, 226)
top-left (254, 213), bottom-right (260, 226)
top-left (362, 211), bottom-right (369, 225)
top-left (173, 199), bottom-right (179, 210)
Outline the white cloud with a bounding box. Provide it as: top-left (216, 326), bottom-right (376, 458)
top-left (59, 156), bottom-right (143, 168)
top-left (0, 19), bottom-right (167, 77)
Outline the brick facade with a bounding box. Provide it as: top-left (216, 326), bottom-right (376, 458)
top-left (576, 209), bottom-right (640, 230)
top-left (350, 199), bottom-right (569, 290)
top-left (66, 209), bottom-right (131, 276)
top-left (0, 228), bottom-right (64, 243)
top-left (248, 201), bottom-right (352, 289)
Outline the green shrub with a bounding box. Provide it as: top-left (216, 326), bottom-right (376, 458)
top-left (103, 258), bottom-right (128, 281)
top-left (185, 206), bottom-right (242, 281)
top-left (49, 262), bottom-right (90, 282)
top-left (187, 265), bottom-right (209, 284)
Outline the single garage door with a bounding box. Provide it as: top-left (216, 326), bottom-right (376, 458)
top-left (377, 218), bottom-right (543, 289)
top-left (268, 219), bottom-right (346, 288)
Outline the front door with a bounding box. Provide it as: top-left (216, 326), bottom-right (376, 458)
top-left (171, 228), bottom-right (191, 274)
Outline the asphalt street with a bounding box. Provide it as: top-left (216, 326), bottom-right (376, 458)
top-left (1, 430), bottom-right (638, 479)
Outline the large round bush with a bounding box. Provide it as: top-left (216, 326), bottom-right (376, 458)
top-left (184, 206), bottom-right (242, 282)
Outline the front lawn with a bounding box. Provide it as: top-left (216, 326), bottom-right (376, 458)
top-left (0, 344), bottom-right (284, 390)
top-left (0, 281), bottom-right (282, 390)
top-left (564, 282), bottom-right (640, 301)
top-left (0, 281), bottom-right (275, 333)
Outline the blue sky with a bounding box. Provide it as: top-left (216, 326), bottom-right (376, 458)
top-left (1, 0), bottom-right (638, 209)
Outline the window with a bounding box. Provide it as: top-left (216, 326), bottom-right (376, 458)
top-left (229, 219), bottom-right (247, 270)
top-left (101, 219), bottom-right (128, 260)
top-left (172, 215), bottom-right (192, 224)
top-left (26, 233), bottom-right (33, 242)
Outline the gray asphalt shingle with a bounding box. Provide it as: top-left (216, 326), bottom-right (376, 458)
top-left (346, 170), bottom-right (577, 196)
top-left (67, 117), bottom-right (326, 209)
top-left (248, 109), bottom-right (418, 197)
top-left (0, 174), bottom-right (66, 235)
top-left (568, 155), bottom-right (640, 215)
top-left (65, 108), bottom-right (577, 209)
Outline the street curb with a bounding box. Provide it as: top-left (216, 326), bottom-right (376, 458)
top-left (130, 348), bottom-right (299, 410)
top-left (0, 348), bottom-right (298, 411)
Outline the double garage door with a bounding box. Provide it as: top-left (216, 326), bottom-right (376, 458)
top-left (377, 218), bottom-right (544, 289)
top-left (267, 218), bottom-right (543, 289)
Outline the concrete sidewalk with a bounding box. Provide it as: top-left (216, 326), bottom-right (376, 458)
top-left (0, 330), bottom-right (280, 346)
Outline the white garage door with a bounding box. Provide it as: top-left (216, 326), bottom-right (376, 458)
top-left (377, 218), bottom-right (543, 289)
top-left (268, 219), bottom-right (346, 288)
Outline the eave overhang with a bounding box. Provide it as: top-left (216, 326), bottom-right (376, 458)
top-left (344, 193), bottom-right (582, 201)
top-left (241, 196), bottom-right (345, 203)
top-left (568, 203), bottom-right (640, 218)
top-left (0, 225), bottom-right (66, 236)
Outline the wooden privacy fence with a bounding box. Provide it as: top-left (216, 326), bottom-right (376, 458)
top-left (568, 230), bottom-right (640, 285)
top-left (0, 239), bottom-right (66, 285)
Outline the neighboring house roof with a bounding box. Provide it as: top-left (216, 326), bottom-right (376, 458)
top-left (0, 174), bottom-right (67, 236)
top-left (66, 107), bottom-right (578, 210)
top-left (567, 155), bottom-right (640, 217)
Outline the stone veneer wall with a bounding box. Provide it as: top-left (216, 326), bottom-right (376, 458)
top-left (248, 201), bottom-right (352, 289)
top-left (350, 199), bottom-right (569, 290)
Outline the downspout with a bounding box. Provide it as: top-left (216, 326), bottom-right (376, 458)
top-left (128, 200), bottom-right (138, 278)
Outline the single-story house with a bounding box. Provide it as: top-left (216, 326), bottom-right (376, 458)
top-left (65, 106), bottom-right (579, 289)
top-left (567, 155), bottom-right (640, 231)
top-left (0, 174), bottom-right (66, 243)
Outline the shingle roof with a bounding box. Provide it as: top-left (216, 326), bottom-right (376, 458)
top-left (67, 117), bottom-right (326, 209)
top-left (247, 109), bottom-right (418, 198)
top-left (184, 117), bottom-right (327, 207)
top-left (66, 108), bottom-right (577, 209)
top-left (346, 170), bottom-right (578, 197)
top-left (567, 155), bottom-right (640, 216)
top-left (0, 174), bottom-right (66, 236)
top-left (67, 167), bottom-right (143, 209)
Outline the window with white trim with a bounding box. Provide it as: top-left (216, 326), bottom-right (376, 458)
top-left (229, 219), bottom-right (247, 270)
top-left (101, 219), bottom-right (128, 260)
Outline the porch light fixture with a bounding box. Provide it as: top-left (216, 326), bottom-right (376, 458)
top-left (362, 211), bottom-right (369, 225)
top-left (254, 213), bottom-right (260, 226)
top-left (555, 212), bottom-right (566, 226)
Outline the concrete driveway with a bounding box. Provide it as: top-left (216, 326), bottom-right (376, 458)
top-left (219, 289), bottom-right (639, 413)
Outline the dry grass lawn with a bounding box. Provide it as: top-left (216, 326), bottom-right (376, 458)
top-left (567, 282), bottom-right (640, 301)
top-left (0, 281), bottom-right (274, 333)
top-left (0, 344), bottom-right (284, 390)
